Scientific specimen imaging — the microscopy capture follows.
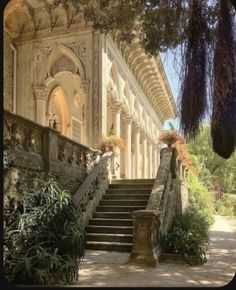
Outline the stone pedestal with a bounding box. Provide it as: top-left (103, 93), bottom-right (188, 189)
top-left (128, 209), bottom-right (161, 267)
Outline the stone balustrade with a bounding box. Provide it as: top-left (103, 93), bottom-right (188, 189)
top-left (74, 151), bottom-right (113, 226)
top-left (3, 110), bottom-right (101, 200)
top-left (129, 147), bottom-right (188, 266)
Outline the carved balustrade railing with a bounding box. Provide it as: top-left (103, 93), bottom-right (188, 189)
top-left (3, 110), bottom-right (101, 195)
top-left (129, 147), bottom-right (188, 266)
top-left (73, 151), bottom-right (113, 226)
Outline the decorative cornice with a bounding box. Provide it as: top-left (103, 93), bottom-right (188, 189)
top-left (111, 32), bottom-right (177, 122)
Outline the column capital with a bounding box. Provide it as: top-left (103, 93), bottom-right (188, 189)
top-left (134, 123), bottom-right (141, 133)
top-left (34, 85), bottom-right (48, 101)
top-left (122, 113), bottom-right (133, 124)
top-left (141, 130), bottom-right (147, 139)
top-left (147, 138), bottom-right (153, 146)
top-left (111, 100), bottom-right (122, 113)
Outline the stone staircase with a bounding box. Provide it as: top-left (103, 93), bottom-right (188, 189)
top-left (85, 179), bottom-right (154, 252)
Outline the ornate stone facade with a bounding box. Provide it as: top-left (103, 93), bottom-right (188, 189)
top-left (4, 0), bottom-right (177, 180)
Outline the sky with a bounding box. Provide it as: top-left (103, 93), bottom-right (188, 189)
top-left (160, 51), bottom-right (181, 131)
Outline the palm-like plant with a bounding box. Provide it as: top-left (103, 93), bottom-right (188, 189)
top-left (4, 178), bottom-right (86, 285)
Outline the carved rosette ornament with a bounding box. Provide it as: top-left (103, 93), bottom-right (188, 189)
top-left (51, 56), bottom-right (76, 75)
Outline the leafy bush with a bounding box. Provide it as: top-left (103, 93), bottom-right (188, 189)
top-left (215, 195), bottom-right (236, 216)
top-left (160, 172), bottom-right (214, 265)
top-left (160, 209), bottom-right (209, 265)
top-left (4, 178), bottom-right (86, 285)
top-left (187, 172), bottom-right (215, 225)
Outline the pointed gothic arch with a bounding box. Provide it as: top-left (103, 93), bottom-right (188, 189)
top-left (46, 86), bottom-right (70, 137)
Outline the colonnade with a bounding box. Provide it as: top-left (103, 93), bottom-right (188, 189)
top-left (111, 102), bottom-right (160, 179)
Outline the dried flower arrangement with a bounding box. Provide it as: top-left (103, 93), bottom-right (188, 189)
top-left (101, 135), bottom-right (125, 152)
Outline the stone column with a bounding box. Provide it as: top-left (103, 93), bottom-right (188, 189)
top-left (153, 145), bottom-right (157, 178)
top-left (148, 139), bottom-right (153, 178)
top-left (134, 125), bottom-right (141, 179)
top-left (111, 101), bottom-right (122, 179)
top-left (34, 86), bottom-right (48, 126)
top-left (141, 132), bottom-right (147, 178)
top-left (124, 114), bottom-right (132, 179)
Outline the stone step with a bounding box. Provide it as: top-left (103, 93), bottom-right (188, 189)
top-left (89, 218), bottom-right (133, 226)
top-left (85, 225), bottom-right (133, 234)
top-left (86, 241), bottom-right (132, 252)
top-left (96, 205), bottom-right (145, 212)
top-left (100, 200), bottom-right (147, 206)
top-left (109, 183), bottom-right (153, 189)
top-left (86, 233), bottom-right (133, 243)
top-left (103, 194), bottom-right (150, 200)
top-left (111, 179), bottom-right (155, 184)
top-left (93, 212), bottom-right (132, 219)
top-left (106, 189), bottom-right (151, 195)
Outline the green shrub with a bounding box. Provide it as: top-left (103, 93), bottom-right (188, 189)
top-left (160, 172), bottom-right (214, 265)
top-left (160, 210), bottom-right (209, 265)
top-left (4, 178), bottom-right (86, 285)
top-left (215, 195), bottom-right (236, 216)
top-left (187, 172), bottom-right (215, 225)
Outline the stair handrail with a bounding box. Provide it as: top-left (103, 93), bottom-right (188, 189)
top-left (146, 147), bottom-right (177, 212)
top-left (73, 151), bottom-right (113, 225)
top-left (129, 147), bottom-right (178, 266)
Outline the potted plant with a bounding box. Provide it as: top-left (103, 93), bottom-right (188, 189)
top-left (158, 130), bottom-right (184, 147)
top-left (101, 135), bottom-right (125, 152)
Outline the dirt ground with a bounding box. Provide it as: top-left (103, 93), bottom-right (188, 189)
top-left (76, 215), bottom-right (236, 287)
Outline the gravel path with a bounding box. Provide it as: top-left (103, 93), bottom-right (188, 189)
top-left (77, 215), bottom-right (236, 287)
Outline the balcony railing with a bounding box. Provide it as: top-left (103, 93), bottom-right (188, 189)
top-left (3, 110), bottom-right (101, 194)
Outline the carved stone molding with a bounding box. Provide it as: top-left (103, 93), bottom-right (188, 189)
top-left (4, 112), bottom-right (43, 155)
top-left (134, 123), bottom-right (141, 133)
top-left (111, 100), bottom-right (122, 113)
top-left (81, 79), bottom-right (90, 95)
top-left (34, 41), bottom-right (88, 83)
top-left (122, 113), bottom-right (133, 124)
top-left (51, 55), bottom-right (77, 76)
top-left (68, 41), bottom-right (87, 60)
top-left (57, 135), bottom-right (100, 173)
top-left (141, 130), bottom-right (147, 139)
top-left (92, 32), bottom-right (100, 145)
top-left (34, 86), bottom-right (49, 101)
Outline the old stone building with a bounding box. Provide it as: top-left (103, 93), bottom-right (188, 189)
top-left (4, 1), bottom-right (192, 264)
top-left (4, 0), bottom-right (177, 180)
